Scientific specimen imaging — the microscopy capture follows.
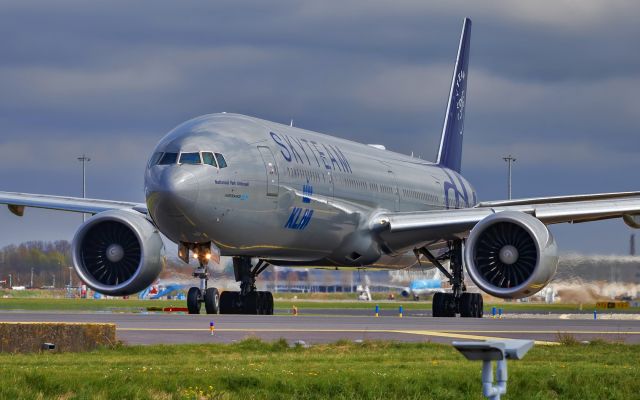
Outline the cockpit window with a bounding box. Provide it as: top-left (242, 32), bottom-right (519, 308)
top-left (215, 153), bottom-right (227, 168)
top-left (158, 152), bottom-right (178, 165)
top-left (202, 152), bottom-right (218, 167)
top-left (179, 152), bottom-right (202, 165)
top-left (148, 152), bottom-right (163, 167)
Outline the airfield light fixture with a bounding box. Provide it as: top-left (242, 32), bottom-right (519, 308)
top-left (502, 155), bottom-right (516, 200)
top-left (77, 154), bottom-right (91, 222)
top-left (452, 339), bottom-right (534, 400)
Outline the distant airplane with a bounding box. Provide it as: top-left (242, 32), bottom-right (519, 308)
top-left (401, 279), bottom-right (444, 301)
top-left (138, 281), bottom-right (188, 300)
top-left (3, 18), bottom-right (640, 317)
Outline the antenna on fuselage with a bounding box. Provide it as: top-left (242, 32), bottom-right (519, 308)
top-left (290, 119), bottom-right (294, 127)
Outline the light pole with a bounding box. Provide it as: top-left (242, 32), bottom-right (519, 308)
top-left (502, 155), bottom-right (516, 200)
top-left (77, 154), bottom-right (91, 222)
top-left (69, 267), bottom-right (73, 288)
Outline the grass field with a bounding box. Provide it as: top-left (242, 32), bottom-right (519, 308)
top-left (0, 339), bottom-right (637, 399)
top-left (1, 296), bottom-right (638, 314)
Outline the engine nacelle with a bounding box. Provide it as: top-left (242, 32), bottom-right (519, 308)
top-left (464, 211), bottom-right (558, 299)
top-left (72, 209), bottom-right (164, 296)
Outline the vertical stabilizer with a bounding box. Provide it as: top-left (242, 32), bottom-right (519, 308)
top-left (436, 18), bottom-right (471, 173)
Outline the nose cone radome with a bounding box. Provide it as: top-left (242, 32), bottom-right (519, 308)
top-left (146, 167), bottom-right (200, 219)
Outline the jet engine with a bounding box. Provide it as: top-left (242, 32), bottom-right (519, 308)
top-left (464, 211), bottom-right (558, 299)
top-left (72, 209), bottom-right (164, 296)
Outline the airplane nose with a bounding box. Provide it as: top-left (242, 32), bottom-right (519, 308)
top-left (146, 166), bottom-right (200, 218)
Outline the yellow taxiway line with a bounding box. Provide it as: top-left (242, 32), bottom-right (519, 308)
top-left (117, 327), bottom-right (560, 345)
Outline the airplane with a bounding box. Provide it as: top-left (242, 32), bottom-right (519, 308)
top-left (3, 17), bottom-right (640, 318)
top-left (401, 278), bottom-right (444, 301)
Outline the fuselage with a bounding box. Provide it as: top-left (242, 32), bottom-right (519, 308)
top-left (144, 113), bottom-right (477, 268)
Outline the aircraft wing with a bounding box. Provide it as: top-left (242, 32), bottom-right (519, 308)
top-left (376, 192), bottom-right (640, 243)
top-left (0, 191), bottom-right (147, 216)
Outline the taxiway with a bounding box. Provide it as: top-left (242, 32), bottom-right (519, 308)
top-left (1, 310), bottom-right (639, 345)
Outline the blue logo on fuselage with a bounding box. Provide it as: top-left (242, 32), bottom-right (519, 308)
top-left (302, 183), bottom-right (313, 203)
top-left (284, 207), bottom-right (314, 230)
top-left (442, 168), bottom-right (476, 209)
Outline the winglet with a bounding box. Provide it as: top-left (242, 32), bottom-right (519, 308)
top-left (436, 17), bottom-right (471, 173)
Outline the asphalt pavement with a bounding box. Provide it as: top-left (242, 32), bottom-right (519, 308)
top-left (1, 310), bottom-right (639, 345)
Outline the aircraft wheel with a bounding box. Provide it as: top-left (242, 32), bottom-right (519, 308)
top-left (243, 292), bottom-right (259, 314)
top-left (265, 292), bottom-right (274, 315)
top-left (219, 291), bottom-right (234, 314)
top-left (432, 292), bottom-right (444, 317)
top-left (257, 291), bottom-right (269, 315)
top-left (257, 291), bottom-right (274, 315)
top-left (474, 293), bottom-right (484, 318)
top-left (442, 293), bottom-right (457, 317)
top-left (459, 293), bottom-right (474, 317)
top-left (204, 287), bottom-right (220, 314)
top-left (187, 287), bottom-right (201, 314)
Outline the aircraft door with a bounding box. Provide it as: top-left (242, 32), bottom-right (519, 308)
top-left (327, 171), bottom-right (334, 202)
top-left (382, 163), bottom-right (400, 211)
top-left (388, 170), bottom-right (400, 211)
top-left (257, 146), bottom-right (279, 196)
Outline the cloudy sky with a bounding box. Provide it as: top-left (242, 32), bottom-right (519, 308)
top-left (1, 1), bottom-right (639, 255)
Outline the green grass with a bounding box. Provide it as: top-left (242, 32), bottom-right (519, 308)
top-left (1, 296), bottom-right (638, 313)
top-left (0, 297), bottom-right (182, 312)
top-left (0, 339), bottom-right (638, 399)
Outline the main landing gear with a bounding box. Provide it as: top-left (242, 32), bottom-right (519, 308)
top-left (219, 257), bottom-right (274, 315)
top-left (416, 240), bottom-right (483, 318)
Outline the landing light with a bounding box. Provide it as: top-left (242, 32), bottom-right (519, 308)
top-left (205, 253), bottom-right (212, 260)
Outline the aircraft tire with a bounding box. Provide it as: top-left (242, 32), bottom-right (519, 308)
top-left (474, 293), bottom-right (484, 318)
top-left (432, 292), bottom-right (444, 317)
top-left (187, 287), bottom-right (201, 314)
top-left (219, 291), bottom-right (234, 314)
top-left (256, 291), bottom-right (270, 315)
top-left (243, 292), bottom-right (259, 314)
top-left (204, 287), bottom-right (220, 314)
top-left (265, 292), bottom-right (274, 315)
top-left (443, 293), bottom-right (457, 317)
top-left (459, 293), bottom-right (474, 317)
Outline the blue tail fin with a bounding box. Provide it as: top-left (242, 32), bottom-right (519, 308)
top-left (436, 18), bottom-right (471, 173)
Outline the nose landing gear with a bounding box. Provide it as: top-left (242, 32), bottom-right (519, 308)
top-left (185, 243), bottom-right (220, 315)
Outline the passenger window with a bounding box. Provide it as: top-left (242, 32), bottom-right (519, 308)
top-left (148, 152), bottom-right (163, 167)
top-left (202, 152), bottom-right (218, 167)
top-left (158, 152), bottom-right (178, 165)
top-left (215, 153), bottom-right (227, 168)
top-left (179, 152), bottom-right (202, 164)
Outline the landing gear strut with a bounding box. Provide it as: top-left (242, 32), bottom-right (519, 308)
top-left (416, 240), bottom-right (483, 318)
top-left (185, 243), bottom-right (220, 315)
top-left (219, 257), bottom-right (274, 315)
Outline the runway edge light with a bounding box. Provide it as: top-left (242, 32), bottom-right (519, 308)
top-left (452, 339), bottom-right (534, 400)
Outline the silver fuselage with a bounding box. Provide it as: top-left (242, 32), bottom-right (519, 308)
top-left (144, 113), bottom-right (477, 268)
